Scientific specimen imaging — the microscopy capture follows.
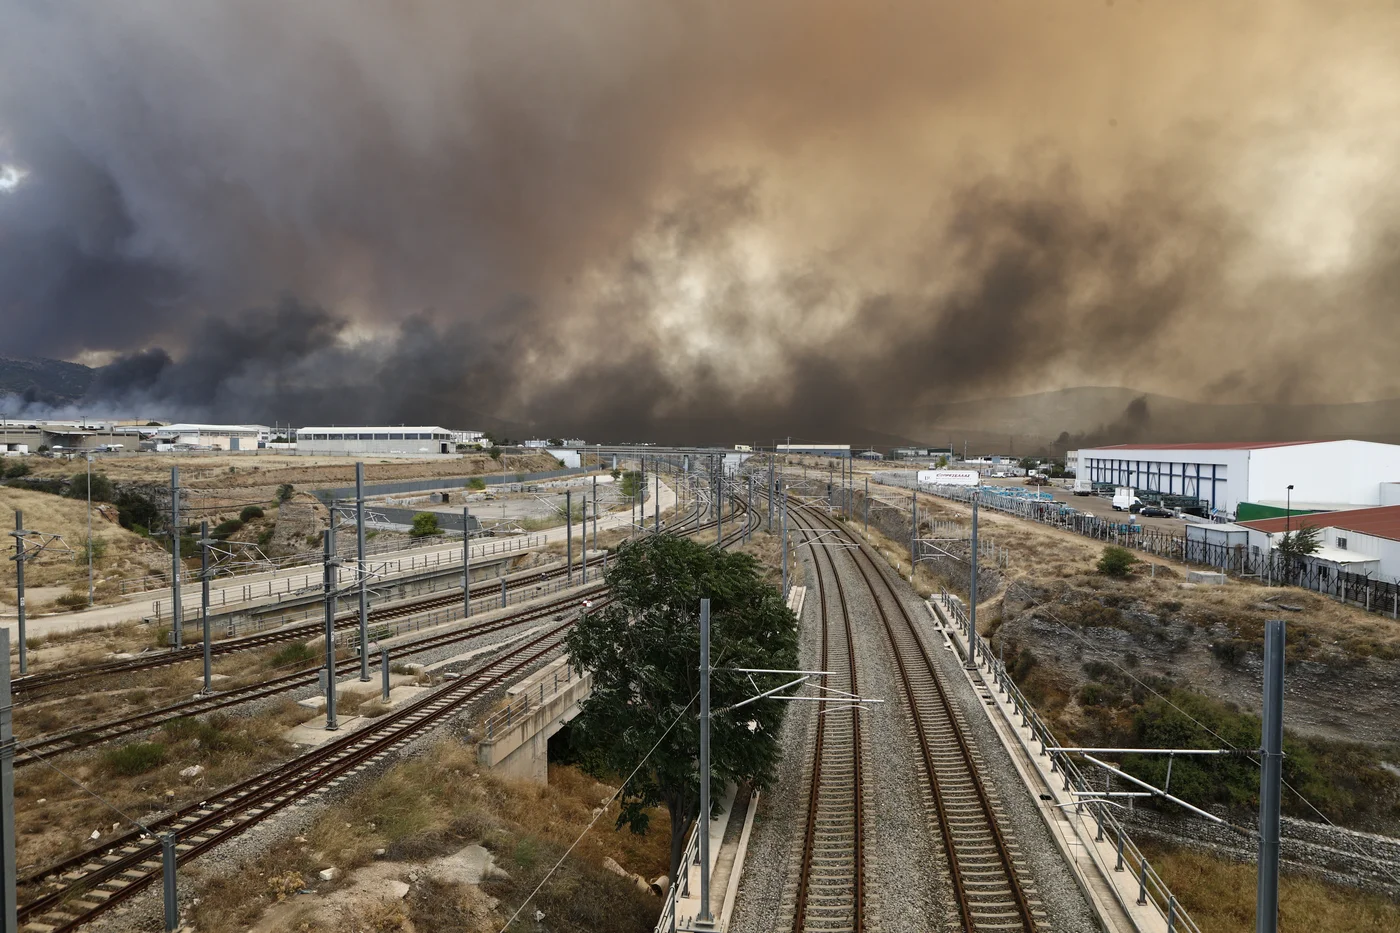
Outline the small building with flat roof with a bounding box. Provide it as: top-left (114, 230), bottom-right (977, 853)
top-left (296, 426), bottom-right (456, 456)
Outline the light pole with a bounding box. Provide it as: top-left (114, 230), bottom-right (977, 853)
top-left (86, 453), bottom-right (94, 607)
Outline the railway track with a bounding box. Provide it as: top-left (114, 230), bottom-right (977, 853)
top-left (12, 502), bottom-right (708, 703)
top-left (786, 508), bottom-right (865, 933)
top-left (799, 505), bottom-right (1041, 933)
top-left (16, 499), bottom-right (757, 932)
top-left (15, 584), bottom-right (606, 767)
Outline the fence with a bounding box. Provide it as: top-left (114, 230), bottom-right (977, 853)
top-left (481, 664), bottom-right (578, 739)
top-left (150, 535), bottom-right (545, 622)
top-left (655, 817), bottom-right (704, 933)
top-left (938, 588), bottom-right (1202, 933)
top-left (880, 474), bottom-right (1400, 621)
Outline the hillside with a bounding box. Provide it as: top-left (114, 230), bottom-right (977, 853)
top-left (0, 356), bottom-right (93, 406)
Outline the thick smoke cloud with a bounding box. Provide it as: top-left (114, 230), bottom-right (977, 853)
top-left (4, 2), bottom-right (1400, 441)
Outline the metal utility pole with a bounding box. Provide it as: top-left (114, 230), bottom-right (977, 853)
top-left (12, 511), bottom-right (26, 675)
top-left (1256, 619), bottom-right (1285, 933)
top-left (322, 523), bottom-right (339, 731)
top-left (591, 475), bottom-right (598, 553)
top-left (170, 467), bottom-right (183, 649)
top-left (581, 499), bottom-right (588, 585)
top-left (698, 598), bottom-right (715, 924)
top-left (863, 476), bottom-right (869, 536)
top-left (356, 464), bottom-right (370, 682)
top-left (199, 522), bottom-right (213, 694)
top-left (968, 493), bottom-right (979, 670)
top-left (909, 492), bottom-right (917, 578)
top-left (745, 475), bottom-right (752, 543)
top-left (780, 480), bottom-right (789, 598)
top-left (716, 471), bottom-right (723, 547)
top-left (1, 628), bottom-right (17, 933)
top-left (566, 491), bottom-right (573, 586)
top-left (86, 453), bottom-right (94, 607)
top-left (655, 469), bottom-right (660, 534)
top-left (768, 457), bottom-right (775, 530)
top-left (463, 507), bottom-right (472, 619)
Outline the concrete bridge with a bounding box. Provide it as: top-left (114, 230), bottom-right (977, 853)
top-left (477, 655), bottom-right (592, 782)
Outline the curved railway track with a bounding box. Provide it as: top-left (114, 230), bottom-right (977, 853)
top-left (16, 496), bottom-right (757, 933)
top-left (15, 584), bottom-right (605, 766)
top-left (796, 504), bottom-right (1041, 933)
top-left (787, 508), bottom-right (865, 933)
top-left (13, 502), bottom-right (708, 703)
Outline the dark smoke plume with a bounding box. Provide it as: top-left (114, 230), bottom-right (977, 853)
top-left (3, 2), bottom-right (1400, 441)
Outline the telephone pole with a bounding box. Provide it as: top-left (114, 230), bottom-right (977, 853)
top-left (356, 463), bottom-right (370, 682)
top-left (170, 467), bottom-right (183, 649)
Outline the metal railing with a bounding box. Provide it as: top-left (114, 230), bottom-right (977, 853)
top-left (655, 818), bottom-right (703, 933)
top-left (149, 535), bottom-right (545, 620)
top-left (937, 587), bottom-right (1201, 933)
top-left (481, 664), bottom-right (578, 739)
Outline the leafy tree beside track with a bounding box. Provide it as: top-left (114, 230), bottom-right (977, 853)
top-left (566, 534), bottom-right (798, 879)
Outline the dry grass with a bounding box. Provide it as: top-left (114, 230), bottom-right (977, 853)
top-left (189, 737), bottom-right (670, 933)
top-left (16, 711), bottom-right (298, 870)
top-left (1141, 842), bottom-right (1400, 933)
top-left (0, 487), bottom-right (168, 603)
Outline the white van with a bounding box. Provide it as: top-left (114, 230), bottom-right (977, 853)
top-left (1112, 487), bottom-right (1142, 512)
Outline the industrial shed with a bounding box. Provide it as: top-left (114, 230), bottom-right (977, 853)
top-left (156, 423), bottom-right (269, 451)
top-left (777, 444), bottom-right (851, 458)
top-left (296, 426), bottom-right (455, 456)
top-left (1077, 440), bottom-right (1400, 520)
top-left (1238, 506), bottom-right (1400, 581)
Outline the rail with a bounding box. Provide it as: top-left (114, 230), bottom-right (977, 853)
top-left (480, 664), bottom-right (578, 740)
top-left (937, 587), bottom-right (1203, 933)
top-left (655, 818), bottom-right (704, 933)
top-left (149, 535), bottom-right (545, 620)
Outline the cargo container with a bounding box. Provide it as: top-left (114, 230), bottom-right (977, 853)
top-left (917, 470), bottom-right (981, 486)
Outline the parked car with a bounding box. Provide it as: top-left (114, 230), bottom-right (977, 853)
top-left (1138, 505), bottom-right (1173, 518)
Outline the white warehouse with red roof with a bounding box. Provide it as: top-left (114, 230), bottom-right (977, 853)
top-left (1076, 440), bottom-right (1400, 521)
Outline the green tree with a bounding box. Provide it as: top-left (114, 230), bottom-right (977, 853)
top-left (618, 470), bottom-right (642, 499)
top-left (566, 535), bottom-right (798, 879)
top-left (67, 471), bottom-right (113, 502)
top-left (1276, 524), bottom-right (1322, 559)
top-left (1097, 545), bottom-right (1138, 577)
top-left (488, 446), bottom-right (502, 461)
top-left (934, 455), bottom-right (950, 469)
top-left (1017, 456), bottom-right (1039, 473)
top-left (276, 483), bottom-right (295, 502)
top-left (410, 512), bottom-right (441, 537)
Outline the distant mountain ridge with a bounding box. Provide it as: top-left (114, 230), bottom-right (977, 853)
top-left (0, 355), bottom-right (93, 406)
top-left (918, 387), bottom-right (1400, 453)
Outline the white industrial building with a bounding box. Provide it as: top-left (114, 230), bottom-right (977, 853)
top-left (156, 424), bottom-right (269, 451)
top-left (296, 426), bottom-right (456, 455)
top-left (1238, 506), bottom-right (1400, 581)
top-left (777, 444), bottom-right (851, 458)
top-left (1077, 440), bottom-right (1400, 520)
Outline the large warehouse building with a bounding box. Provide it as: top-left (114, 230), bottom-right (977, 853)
top-left (1077, 440), bottom-right (1400, 520)
top-left (296, 426), bottom-right (456, 456)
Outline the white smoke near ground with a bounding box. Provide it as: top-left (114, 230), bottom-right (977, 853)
top-left (3, 2), bottom-right (1400, 440)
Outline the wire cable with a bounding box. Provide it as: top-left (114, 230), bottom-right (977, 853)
top-left (497, 691), bottom-right (700, 932)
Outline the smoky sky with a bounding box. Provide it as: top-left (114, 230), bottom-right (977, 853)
top-left (4, 1), bottom-right (1400, 442)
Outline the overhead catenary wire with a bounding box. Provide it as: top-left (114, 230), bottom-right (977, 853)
top-left (1000, 578), bottom-right (1400, 885)
top-left (497, 692), bottom-right (701, 932)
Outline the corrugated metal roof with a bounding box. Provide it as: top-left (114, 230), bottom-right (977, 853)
top-left (1086, 441), bottom-right (1316, 451)
top-left (1238, 504), bottom-right (1400, 543)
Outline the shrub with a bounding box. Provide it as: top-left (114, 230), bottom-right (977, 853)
top-left (212, 518), bottom-right (244, 539)
top-left (3, 459), bottom-right (30, 478)
top-left (239, 505), bottom-right (265, 522)
top-left (488, 446), bottom-right (502, 461)
top-left (104, 742), bottom-right (167, 776)
top-left (257, 528), bottom-right (274, 548)
top-left (1097, 545), bottom-right (1138, 577)
top-left (115, 488), bottom-right (161, 532)
top-left (410, 512), bottom-right (441, 538)
top-left (56, 591), bottom-right (88, 610)
top-left (83, 536), bottom-right (108, 563)
top-left (270, 642), bottom-right (317, 669)
top-left (67, 471), bottom-right (113, 502)
top-left (465, 477), bottom-right (487, 491)
top-left (277, 483), bottom-right (295, 502)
